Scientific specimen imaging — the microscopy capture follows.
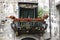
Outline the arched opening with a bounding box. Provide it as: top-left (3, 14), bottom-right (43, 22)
top-left (21, 37), bottom-right (36, 40)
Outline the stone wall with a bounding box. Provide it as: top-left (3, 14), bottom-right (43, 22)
top-left (0, 0), bottom-right (59, 40)
top-left (50, 0), bottom-right (59, 40)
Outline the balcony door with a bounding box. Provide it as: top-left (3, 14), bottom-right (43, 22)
top-left (19, 7), bottom-right (37, 18)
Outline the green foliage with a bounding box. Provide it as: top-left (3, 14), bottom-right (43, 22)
top-left (38, 8), bottom-right (44, 17)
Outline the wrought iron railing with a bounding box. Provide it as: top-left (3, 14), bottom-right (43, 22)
top-left (11, 20), bottom-right (47, 31)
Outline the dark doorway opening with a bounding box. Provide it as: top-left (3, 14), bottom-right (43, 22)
top-left (22, 37), bottom-right (36, 40)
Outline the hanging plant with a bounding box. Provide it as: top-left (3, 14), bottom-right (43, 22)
top-left (38, 8), bottom-right (44, 18)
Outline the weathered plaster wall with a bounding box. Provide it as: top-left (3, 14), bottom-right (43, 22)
top-left (0, 0), bottom-right (59, 40)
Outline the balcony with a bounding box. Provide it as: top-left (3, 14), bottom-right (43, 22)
top-left (11, 19), bottom-right (47, 35)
